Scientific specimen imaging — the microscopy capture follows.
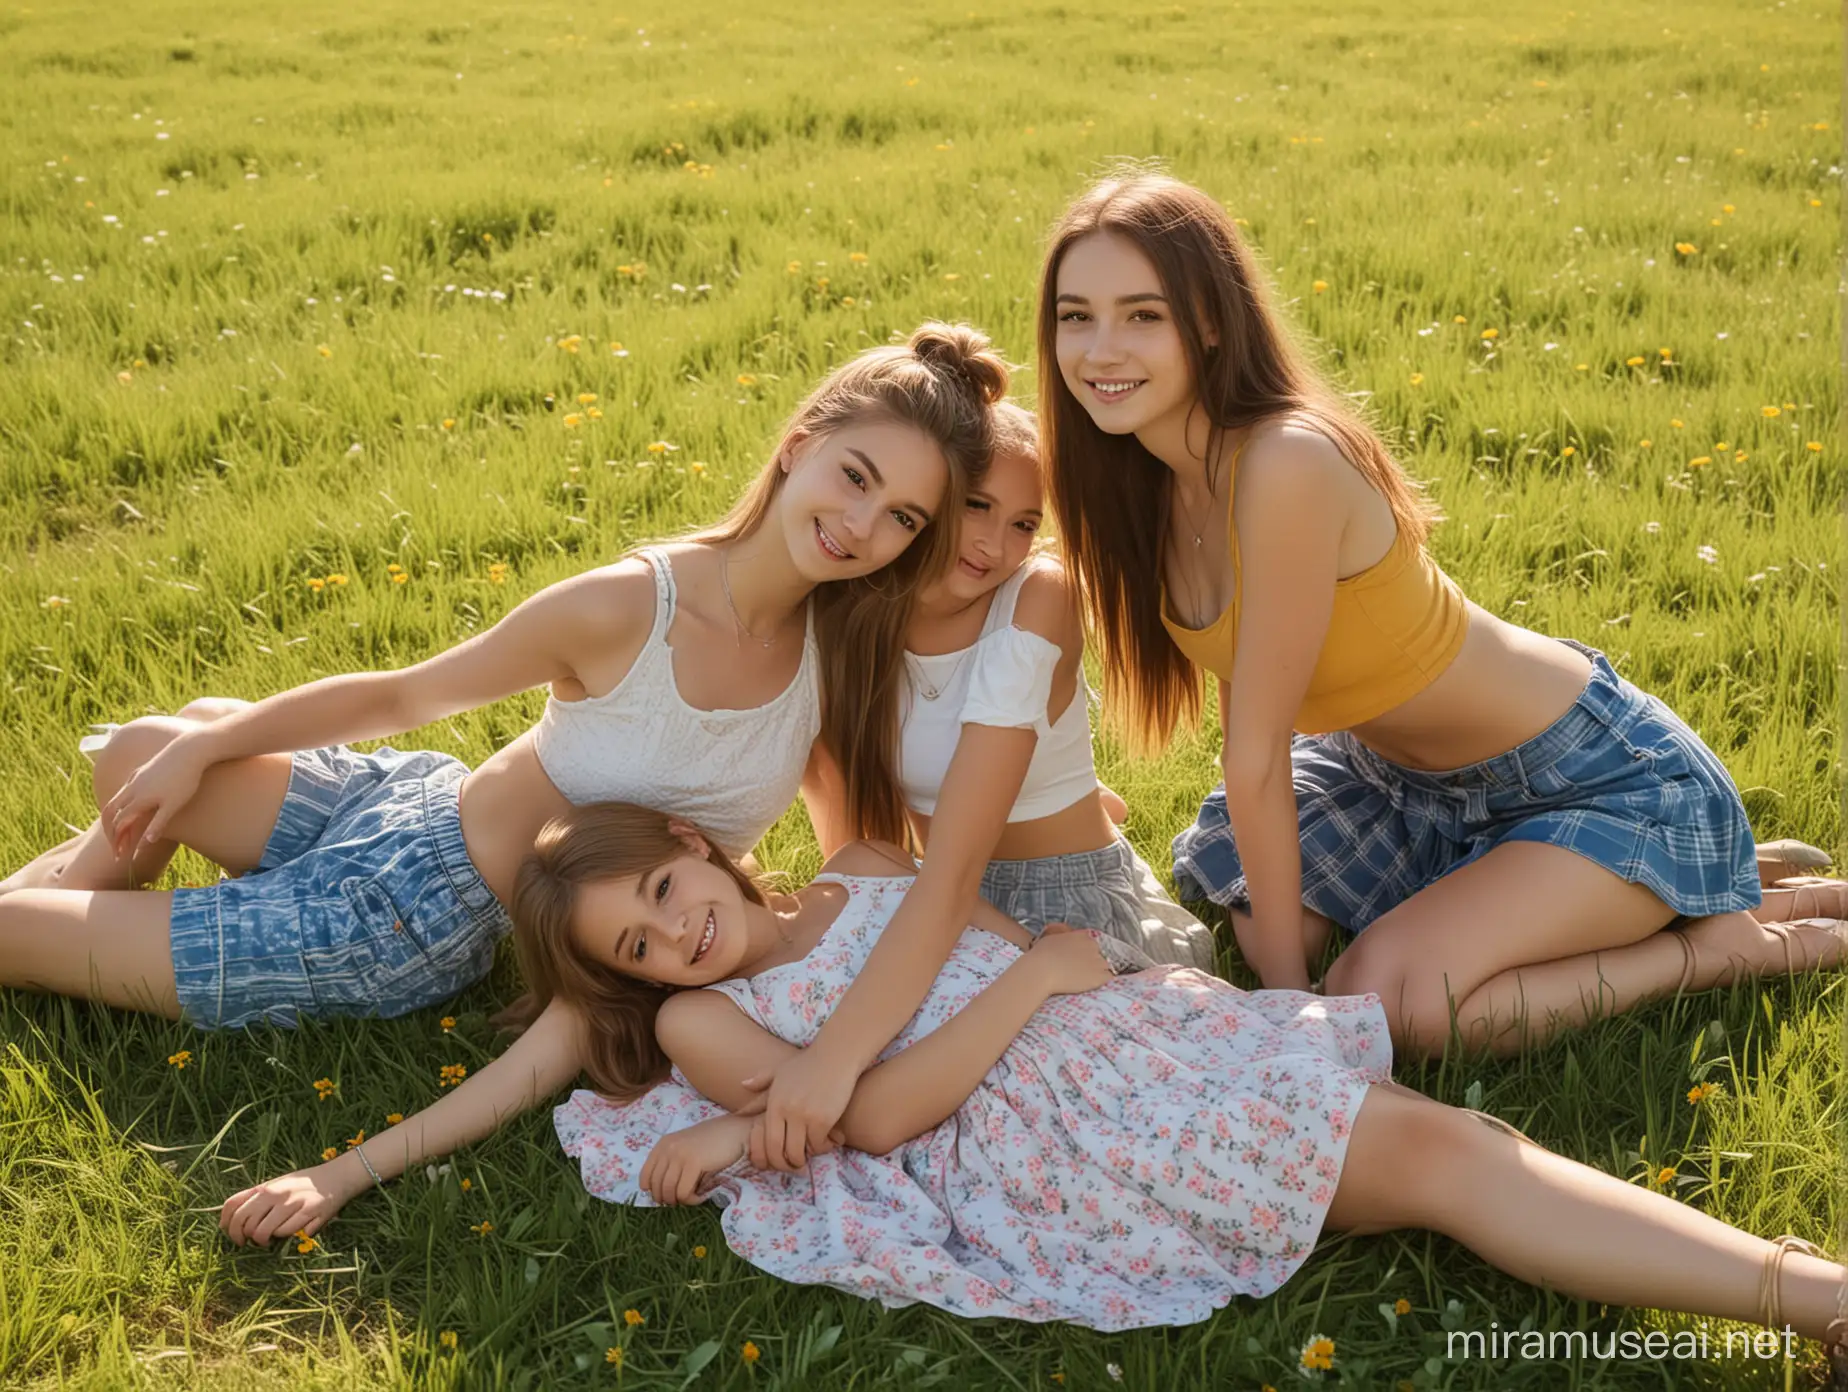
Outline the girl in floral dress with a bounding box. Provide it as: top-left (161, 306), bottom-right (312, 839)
top-left (222, 800), bottom-right (1845, 1347)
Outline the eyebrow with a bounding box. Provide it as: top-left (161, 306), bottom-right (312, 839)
top-left (850, 446), bottom-right (933, 525)
top-left (1054, 291), bottom-right (1169, 306)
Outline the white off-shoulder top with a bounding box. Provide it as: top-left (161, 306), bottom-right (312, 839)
top-left (898, 559), bottom-right (1098, 822)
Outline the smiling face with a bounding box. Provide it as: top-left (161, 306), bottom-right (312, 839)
top-left (569, 848), bottom-right (759, 989)
top-left (775, 417), bottom-right (950, 584)
top-left (1052, 231), bottom-right (1202, 442)
top-left (925, 445), bottom-right (1045, 606)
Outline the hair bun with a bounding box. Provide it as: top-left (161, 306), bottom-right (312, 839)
top-left (907, 321), bottom-right (1010, 405)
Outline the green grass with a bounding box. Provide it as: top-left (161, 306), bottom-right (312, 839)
top-left (0, 0), bottom-right (1841, 1386)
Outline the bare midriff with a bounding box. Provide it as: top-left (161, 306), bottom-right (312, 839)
top-left (455, 732), bottom-right (577, 905)
top-left (909, 785), bottom-right (1120, 862)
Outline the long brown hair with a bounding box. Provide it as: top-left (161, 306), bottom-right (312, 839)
top-left (494, 802), bottom-right (767, 1101)
top-left (1038, 170), bottom-right (1438, 750)
top-left (685, 323), bottom-right (1010, 844)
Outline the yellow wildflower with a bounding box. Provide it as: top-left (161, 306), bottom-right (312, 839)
top-left (563, 413), bottom-right (584, 428)
top-left (1409, 373), bottom-right (1424, 386)
top-left (386, 1113), bottom-right (404, 1125)
top-left (440, 1331), bottom-right (459, 1350)
top-left (321, 1147), bottom-right (338, 1161)
top-left (648, 441), bottom-right (675, 454)
top-left (441, 418), bottom-right (456, 430)
top-left (1656, 1166), bottom-right (1677, 1188)
top-left (1394, 1298), bottom-right (1412, 1315)
top-left (386, 562), bottom-right (404, 574)
top-left (1689, 456), bottom-right (1711, 467)
top-left (1761, 405), bottom-right (1781, 417)
top-left (577, 392), bottom-right (597, 405)
top-left (941, 272), bottom-right (959, 281)
top-left (694, 1245), bottom-right (708, 1258)
top-left (1807, 441), bottom-right (1823, 452)
top-left (1688, 1082), bottom-right (1723, 1104)
top-left (1452, 314), bottom-right (1467, 324)
top-left (1715, 441), bottom-right (1730, 451)
top-left (849, 251), bottom-right (868, 263)
top-left (391, 573), bottom-right (408, 586)
top-left (317, 345), bottom-right (332, 358)
top-left (1670, 419), bottom-right (1684, 429)
top-left (623, 1309), bottom-right (645, 1327)
top-left (295, 1230), bottom-right (317, 1254)
top-left (840, 295), bottom-right (856, 306)
top-left (441, 1017), bottom-right (456, 1032)
top-left (1626, 356), bottom-right (1645, 367)
top-left (587, 406), bottom-right (603, 420)
top-left (1675, 242), bottom-right (1698, 255)
top-left (168, 1050), bottom-right (192, 1069)
top-left (1561, 446), bottom-right (1577, 458)
top-left (605, 1347), bottom-right (623, 1367)
top-left (786, 260), bottom-right (801, 274)
top-left (1300, 1334), bottom-right (1336, 1371)
top-left (460, 1177), bottom-right (473, 1192)
top-left (1312, 279), bottom-right (1328, 293)
top-left (1811, 198), bottom-right (1824, 208)
top-left (1640, 439), bottom-right (1652, 448)
top-left (737, 373), bottom-right (757, 387)
top-left (1659, 347), bottom-right (1673, 358)
top-left (741, 1341), bottom-right (760, 1364)
top-left (314, 1077), bottom-right (336, 1101)
top-left (1480, 327), bottom-right (1499, 340)
top-left (439, 1063), bottom-right (468, 1088)
top-left (346, 1130), bottom-right (366, 1148)
top-left (471, 1220), bottom-right (494, 1236)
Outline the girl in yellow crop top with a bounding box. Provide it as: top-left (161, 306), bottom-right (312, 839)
top-left (1037, 171), bottom-right (1845, 1061)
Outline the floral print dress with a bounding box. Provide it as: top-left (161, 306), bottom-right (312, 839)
top-left (553, 871), bottom-right (1393, 1331)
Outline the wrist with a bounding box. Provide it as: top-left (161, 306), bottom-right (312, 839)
top-left (325, 1149), bottom-right (377, 1198)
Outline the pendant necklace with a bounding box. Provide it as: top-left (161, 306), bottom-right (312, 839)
top-left (719, 555), bottom-right (778, 649)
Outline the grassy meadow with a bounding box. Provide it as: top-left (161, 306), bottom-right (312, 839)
top-left (1, 0), bottom-right (1842, 1386)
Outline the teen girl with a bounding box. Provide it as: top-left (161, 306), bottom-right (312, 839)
top-left (805, 401), bottom-right (1215, 974)
top-left (0, 323), bottom-right (1007, 1032)
top-left (1037, 171), bottom-right (1846, 1058)
top-left (224, 802), bottom-right (1846, 1353)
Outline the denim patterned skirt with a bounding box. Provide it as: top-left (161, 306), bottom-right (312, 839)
top-left (1172, 642), bottom-right (1761, 935)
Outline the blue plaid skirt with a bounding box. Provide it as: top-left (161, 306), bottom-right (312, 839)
top-left (168, 745), bottom-right (510, 1029)
top-left (1172, 643), bottom-right (1761, 934)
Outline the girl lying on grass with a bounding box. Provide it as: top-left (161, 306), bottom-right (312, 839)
top-left (0, 322), bottom-right (1004, 1032)
top-left (224, 801), bottom-right (1845, 1346)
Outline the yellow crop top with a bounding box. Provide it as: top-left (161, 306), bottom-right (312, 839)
top-left (1159, 464), bottom-right (1468, 735)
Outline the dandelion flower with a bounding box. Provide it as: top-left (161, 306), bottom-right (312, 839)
top-left (307, 577), bottom-right (325, 592)
top-left (441, 1016), bottom-right (456, 1032)
top-left (1761, 405), bottom-right (1781, 417)
top-left (1480, 327), bottom-right (1498, 340)
top-left (693, 1244), bottom-right (708, 1258)
top-left (1670, 419), bottom-right (1684, 429)
top-left (321, 1146), bottom-right (338, 1161)
top-left (317, 345), bottom-right (333, 358)
top-left (1656, 1165), bottom-right (1678, 1187)
top-left (440, 1331), bottom-right (459, 1350)
top-left (648, 441), bottom-right (676, 454)
top-left (1409, 373), bottom-right (1425, 386)
top-left (441, 418), bottom-right (456, 430)
top-left (786, 260), bottom-right (801, 274)
top-left (1689, 456), bottom-right (1712, 467)
top-left (1811, 198), bottom-right (1824, 208)
top-left (1675, 242), bottom-right (1698, 256)
top-left (386, 562), bottom-right (404, 574)
top-left (1452, 314), bottom-right (1467, 324)
top-left (391, 573), bottom-right (408, 586)
top-left (736, 373), bottom-right (757, 387)
top-left (605, 1348), bottom-right (623, 1367)
top-left (1626, 356), bottom-right (1645, 367)
top-left (386, 1112), bottom-right (404, 1125)
top-left (849, 251), bottom-right (868, 263)
top-left (1299, 1334), bottom-right (1337, 1372)
top-left (1715, 441), bottom-right (1730, 451)
top-left (1312, 279), bottom-right (1328, 293)
top-left (1394, 1298), bottom-right (1412, 1315)
top-left (741, 1341), bottom-right (760, 1364)
top-left (1807, 441), bottom-right (1823, 452)
top-left (1659, 347), bottom-right (1673, 358)
top-left (168, 1050), bottom-right (192, 1069)
top-left (1561, 446), bottom-right (1577, 458)
top-left (623, 1309), bottom-right (645, 1327)
top-left (563, 413), bottom-right (584, 428)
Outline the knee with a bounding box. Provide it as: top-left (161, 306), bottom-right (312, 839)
top-left (174, 696), bottom-right (249, 723)
top-left (1361, 1092), bottom-right (1489, 1221)
top-left (1325, 940), bottom-right (1460, 1057)
top-left (91, 717), bottom-right (191, 801)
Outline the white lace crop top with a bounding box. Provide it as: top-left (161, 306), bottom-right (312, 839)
top-left (531, 548), bottom-right (821, 858)
top-left (898, 560), bottom-right (1099, 823)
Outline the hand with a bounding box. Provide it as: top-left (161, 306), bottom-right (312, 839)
top-left (640, 1115), bottom-right (752, 1205)
top-left (738, 1047), bottom-right (858, 1172)
top-left (100, 730), bottom-right (214, 855)
top-left (1024, 923), bottom-right (1114, 996)
top-left (220, 1157), bottom-right (367, 1247)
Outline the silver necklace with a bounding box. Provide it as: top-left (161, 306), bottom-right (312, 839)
top-left (719, 555), bottom-right (778, 649)
top-left (908, 648), bottom-right (971, 701)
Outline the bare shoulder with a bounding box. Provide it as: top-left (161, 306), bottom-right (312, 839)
top-left (1238, 418), bottom-right (1362, 499)
top-left (530, 555), bottom-right (658, 638)
top-left (820, 839), bottom-right (919, 880)
top-left (1008, 555), bottom-right (1083, 651)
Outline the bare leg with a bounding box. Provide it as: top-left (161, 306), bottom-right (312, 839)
top-left (1325, 1086), bottom-right (1845, 1342)
top-left (1, 699), bottom-right (256, 893)
top-left (18, 706), bottom-right (288, 895)
top-left (0, 889), bottom-right (182, 1017)
top-left (1321, 841), bottom-right (1675, 1057)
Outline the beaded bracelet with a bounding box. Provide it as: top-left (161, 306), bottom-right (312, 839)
top-left (352, 1141), bottom-right (385, 1189)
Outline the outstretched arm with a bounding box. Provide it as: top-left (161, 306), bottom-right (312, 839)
top-left (219, 997), bottom-right (589, 1245)
top-left (103, 564), bottom-right (653, 852)
top-left (755, 567), bottom-right (1084, 1170)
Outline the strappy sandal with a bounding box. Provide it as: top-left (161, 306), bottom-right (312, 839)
top-left (1758, 839), bottom-right (1833, 885)
top-left (1670, 918), bottom-right (1847, 995)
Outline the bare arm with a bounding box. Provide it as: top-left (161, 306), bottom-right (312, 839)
top-left (219, 997), bottom-right (589, 1244)
top-left (798, 739), bottom-right (854, 859)
top-left (1220, 433), bottom-right (1344, 991)
top-left (104, 564), bottom-right (653, 848)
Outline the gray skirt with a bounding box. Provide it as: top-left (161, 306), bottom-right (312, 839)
top-left (980, 836), bottom-right (1219, 973)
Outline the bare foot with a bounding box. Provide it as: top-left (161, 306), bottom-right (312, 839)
top-left (0, 831), bottom-right (85, 896)
top-left (1677, 910), bottom-right (1847, 989)
top-left (1757, 839), bottom-right (1833, 886)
